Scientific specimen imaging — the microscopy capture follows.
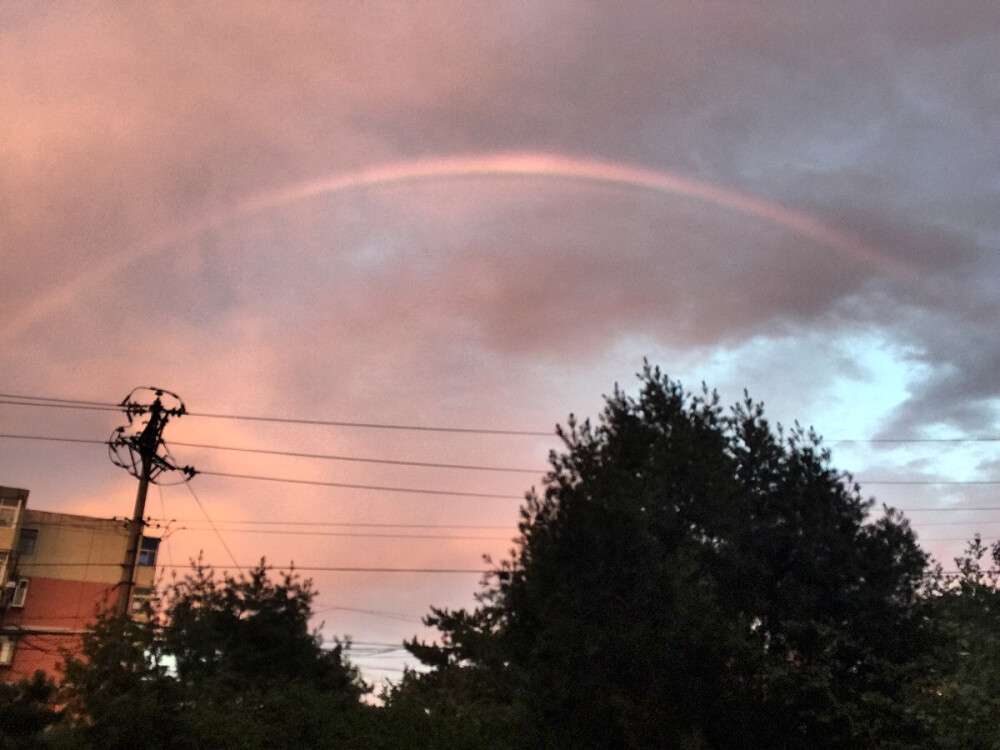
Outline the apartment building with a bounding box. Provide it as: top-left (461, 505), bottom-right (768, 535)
top-left (0, 485), bottom-right (159, 682)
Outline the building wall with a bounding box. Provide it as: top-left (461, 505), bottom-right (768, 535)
top-left (0, 486), bottom-right (29, 586)
top-left (1, 503), bottom-right (159, 683)
top-left (16, 511), bottom-right (136, 585)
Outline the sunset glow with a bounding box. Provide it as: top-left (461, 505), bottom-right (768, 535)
top-left (2, 2), bottom-right (997, 690)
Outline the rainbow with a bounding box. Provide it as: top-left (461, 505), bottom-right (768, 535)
top-left (3, 152), bottom-right (911, 343)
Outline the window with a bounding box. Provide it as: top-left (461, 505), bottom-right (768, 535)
top-left (16, 528), bottom-right (37, 557)
top-left (0, 636), bottom-right (15, 666)
top-left (0, 498), bottom-right (20, 528)
top-left (0, 551), bottom-right (7, 583)
top-left (10, 578), bottom-right (28, 608)
top-left (130, 586), bottom-right (152, 615)
top-left (138, 537), bottom-right (159, 567)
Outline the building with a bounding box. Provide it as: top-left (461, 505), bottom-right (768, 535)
top-left (0, 485), bottom-right (160, 683)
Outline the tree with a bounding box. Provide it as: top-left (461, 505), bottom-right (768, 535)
top-left (59, 559), bottom-right (368, 749)
top-left (0, 671), bottom-right (62, 749)
top-left (914, 536), bottom-right (1000, 749)
top-left (58, 602), bottom-right (178, 749)
top-left (161, 559), bottom-right (364, 701)
top-left (377, 663), bottom-right (533, 750)
top-left (400, 366), bottom-right (932, 748)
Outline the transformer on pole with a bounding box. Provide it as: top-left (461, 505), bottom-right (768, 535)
top-left (107, 388), bottom-right (194, 617)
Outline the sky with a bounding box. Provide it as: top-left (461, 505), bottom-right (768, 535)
top-left (2, 1), bottom-right (999, 688)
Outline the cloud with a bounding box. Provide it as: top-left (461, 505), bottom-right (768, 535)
top-left (2, 0), bottom-right (998, 679)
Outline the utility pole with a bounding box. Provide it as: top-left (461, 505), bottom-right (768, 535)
top-left (108, 388), bottom-right (194, 617)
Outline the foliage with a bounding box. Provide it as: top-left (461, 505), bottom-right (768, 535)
top-left (374, 666), bottom-right (526, 749)
top-left (57, 559), bottom-right (368, 749)
top-left (162, 559), bottom-right (364, 700)
top-left (398, 366), bottom-right (933, 748)
top-left (914, 537), bottom-right (1000, 749)
top-left (58, 606), bottom-right (177, 748)
top-left (0, 671), bottom-right (62, 749)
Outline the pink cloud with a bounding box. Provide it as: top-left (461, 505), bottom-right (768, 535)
top-left (2, 0), bottom-right (998, 682)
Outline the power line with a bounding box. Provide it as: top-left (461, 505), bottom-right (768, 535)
top-left (350, 664), bottom-right (406, 680)
top-left (6, 431), bottom-right (994, 491)
top-left (184, 409), bottom-right (552, 437)
top-left (157, 484), bottom-right (175, 570)
top-left (148, 518), bottom-right (513, 530)
top-left (256, 566), bottom-right (489, 573)
top-left (5, 429), bottom-right (999, 495)
top-left (0, 392), bottom-right (553, 436)
top-left (0, 433), bottom-right (106, 446)
top-left (0, 433), bottom-right (537, 500)
top-left (169, 440), bottom-right (542, 474)
top-left (896, 506), bottom-right (1000, 512)
top-left (341, 641), bottom-right (417, 649)
top-left (920, 537), bottom-right (1000, 542)
top-left (0, 399), bottom-right (120, 414)
top-left (0, 393), bottom-right (117, 408)
top-left (937, 570), bottom-right (1000, 576)
top-left (860, 479), bottom-right (1000, 485)
top-left (175, 526), bottom-right (510, 542)
top-left (3, 429), bottom-right (997, 498)
top-left (313, 605), bottom-right (422, 623)
top-left (197, 469), bottom-right (523, 499)
top-left (177, 472), bottom-right (241, 570)
top-left (152, 518), bottom-right (1000, 536)
top-left (6, 391), bottom-right (1000, 443)
top-left (18, 561), bottom-right (488, 573)
top-left (831, 437), bottom-right (1000, 443)
top-left (0, 432), bottom-right (544, 474)
top-left (200, 469), bottom-right (1000, 491)
top-left (171, 526), bottom-right (510, 541)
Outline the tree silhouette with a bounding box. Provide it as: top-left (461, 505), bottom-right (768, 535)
top-left (59, 559), bottom-right (367, 749)
top-left (401, 366), bottom-right (932, 748)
